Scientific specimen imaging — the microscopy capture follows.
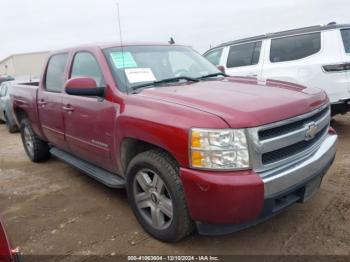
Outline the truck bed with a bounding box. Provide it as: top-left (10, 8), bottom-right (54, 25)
top-left (10, 82), bottom-right (40, 132)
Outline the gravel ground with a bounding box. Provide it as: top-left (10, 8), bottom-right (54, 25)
top-left (0, 115), bottom-right (349, 258)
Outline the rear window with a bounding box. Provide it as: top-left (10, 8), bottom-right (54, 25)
top-left (45, 53), bottom-right (68, 92)
top-left (270, 32), bottom-right (321, 63)
top-left (341, 29), bottom-right (350, 53)
top-left (227, 41), bottom-right (261, 68)
top-left (204, 48), bottom-right (223, 66)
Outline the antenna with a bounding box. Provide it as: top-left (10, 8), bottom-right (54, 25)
top-left (116, 2), bottom-right (129, 94)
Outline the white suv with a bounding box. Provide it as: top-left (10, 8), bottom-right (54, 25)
top-left (204, 23), bottom-right (350, 115)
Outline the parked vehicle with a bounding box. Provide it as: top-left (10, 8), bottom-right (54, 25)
top-left (204, 23), bottom-right (350, 116)
top-left (11, 42), bottom-right (337, 242)
top-left (0, 81), bottom-right (19, 133)
top-left (0, 76), bottom-right (14, 85)
top-left (0, 218), bottom-right (20, 262)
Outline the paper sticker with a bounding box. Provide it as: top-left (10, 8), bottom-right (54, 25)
top-left (125, 68), bottom-right (156, 84)
top-left (110, 52), bottom-right (137, 69)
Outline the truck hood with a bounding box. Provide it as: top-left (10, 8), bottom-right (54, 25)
top-left (139, 77), bottom-right (328, 128)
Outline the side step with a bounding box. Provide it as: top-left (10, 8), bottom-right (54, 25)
top-left (50, 147), bottom-right (126, 188)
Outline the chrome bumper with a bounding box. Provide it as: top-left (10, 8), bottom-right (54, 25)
top-left (261, 134), bottom-right (337, 198)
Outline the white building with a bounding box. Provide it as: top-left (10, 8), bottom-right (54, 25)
top-left (0, 51), bottom-right (49, 79)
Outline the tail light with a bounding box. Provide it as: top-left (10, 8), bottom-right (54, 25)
top-left (323, 63), bottom-right (350, 72)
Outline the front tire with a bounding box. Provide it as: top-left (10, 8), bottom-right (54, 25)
top-left (126, 149), bottom-right (194, 242)
top-left (20, 118), bottom-right (50, 162)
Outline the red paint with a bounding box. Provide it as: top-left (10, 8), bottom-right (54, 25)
top-left (0, 219), bottom-right (14, 262)
top-left (65, 77), bottom-right (97, 89)
top-left (329, 126), bottom-right (337, 135)
top-left (10, 43), bottom-right (329, 225)
top-left (180, 168), bottom-right (264, 224)
top-left (139, 77), bottom-right (328, 128)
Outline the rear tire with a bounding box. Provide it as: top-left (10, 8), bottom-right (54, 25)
top-left (126, 149), bottom-right (194, 242)
top-left (20, 118), bottom-right (50, 162)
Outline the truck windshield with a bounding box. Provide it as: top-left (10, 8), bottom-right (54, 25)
top-left (104, 45), bottom-right (221, 92)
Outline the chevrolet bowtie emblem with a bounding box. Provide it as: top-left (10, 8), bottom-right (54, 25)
top-left (305, 122), bottom-right (318, 141)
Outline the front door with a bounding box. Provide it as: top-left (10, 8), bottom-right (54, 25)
top-left (63, 51), bottom-right (117, 172)
top-left (37, 53), bottom-right (70, 152)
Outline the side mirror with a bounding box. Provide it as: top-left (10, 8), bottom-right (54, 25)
top-left (65, 77), bottom-right (104, 97)
top-left (217, 65), bottom-right (226, 74)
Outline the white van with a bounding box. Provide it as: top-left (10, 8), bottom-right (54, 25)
top-left (204, 23), bottom-right (350, 115)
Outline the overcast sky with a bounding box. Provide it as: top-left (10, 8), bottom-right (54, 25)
top-left (0, 0), bottom-right (349, 60)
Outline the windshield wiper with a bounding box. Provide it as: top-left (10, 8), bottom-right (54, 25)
top-left (198, 72), bottom-right (228, 79)
top-left (132, 76), bottom-right (199, 91)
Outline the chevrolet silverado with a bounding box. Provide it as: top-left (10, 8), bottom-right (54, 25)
top-left (11, 43), bottom-right (337, 242)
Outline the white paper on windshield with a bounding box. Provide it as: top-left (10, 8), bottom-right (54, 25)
top-left (125, 68), bottom-right (156, 84)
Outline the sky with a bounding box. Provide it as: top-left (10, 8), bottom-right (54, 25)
top-left (0, 0), bottom-right (349, 60)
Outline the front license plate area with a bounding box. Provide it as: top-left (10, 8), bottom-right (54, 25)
top-left (301, 176), bottom-right (322, 203)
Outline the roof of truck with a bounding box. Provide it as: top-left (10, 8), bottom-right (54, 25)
top-left (206, 23), bottom-right (350, 53)
top-left (51, 42), bottom-right (184, 54)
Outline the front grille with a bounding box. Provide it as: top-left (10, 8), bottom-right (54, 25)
top-left (259, 106), bottom-right (329, 140)
top-left (262, 126), bottom-right (328, 165)
top-left (247, 104), bottom-right (331, 172)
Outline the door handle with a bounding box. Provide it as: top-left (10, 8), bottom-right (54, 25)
top-left (246, 73), bottom-right (258, 77)
top-left (38, 99), bottom-right (47, 106)
top-left (62, 105), bottom-right (75, 112)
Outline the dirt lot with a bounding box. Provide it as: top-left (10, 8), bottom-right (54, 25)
top-left (0, 116), bottom-right (350, 257)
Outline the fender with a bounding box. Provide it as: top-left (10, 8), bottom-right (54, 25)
top-left (114, 95), bottom-right (229, 173)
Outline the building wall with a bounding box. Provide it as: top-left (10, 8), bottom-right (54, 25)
top-left (0, 51), bottom-right (49, 78)
top-left (0, 57), bottom-right (15, 76)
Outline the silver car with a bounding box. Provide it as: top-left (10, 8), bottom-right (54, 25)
top-left (0, 81), bottom-right (18, 133)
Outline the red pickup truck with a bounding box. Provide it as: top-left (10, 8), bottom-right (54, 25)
top-left (0, 219), bottom-right (19, 262)
top-left (11, 43), bottom-right (337, 242)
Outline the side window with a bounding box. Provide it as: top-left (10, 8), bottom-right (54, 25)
top-left (45, 53), bottom-right (68, 92)
top-left (270, 32), bottom-right (321, 63)
top-left (71, 52), bottom-right (105, 86)
top-left (341, 29), bottom-right (350, 53)
top-left (204, 48), bottom-right (223, 66)
top-left (226, 41), bottom-right (262, 68)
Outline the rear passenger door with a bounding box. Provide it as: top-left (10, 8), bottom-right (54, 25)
top-left (63, 51), bottom-right (116, 172)
top-left (261, 33), bottom-right (322, 84)
top-left (261, 31), bottom-right (350, 103)
top-left (224, 41), bottom-right (264, 79)
top-left (37, 53), bottom-right (70, 152)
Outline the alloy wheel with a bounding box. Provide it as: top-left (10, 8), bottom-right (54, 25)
top-left (133, 168), bottom-right (173, 230)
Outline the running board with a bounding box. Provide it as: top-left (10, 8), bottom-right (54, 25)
top-left (50, 147), bottom-right (125, 188)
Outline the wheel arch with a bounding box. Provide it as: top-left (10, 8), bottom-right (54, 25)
top-left (120, 137), bottom-right (179, 176)
top-left (14, 108), bottom-right (28, 126)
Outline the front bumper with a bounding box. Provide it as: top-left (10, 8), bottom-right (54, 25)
top-left (180, 132), bottom-right (337, 235)
top-left (331, 98), bottom-right (350, 115)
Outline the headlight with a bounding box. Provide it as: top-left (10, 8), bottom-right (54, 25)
top-left (190, 128), bottom-right (250, 170)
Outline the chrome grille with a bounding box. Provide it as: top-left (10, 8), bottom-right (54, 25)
top-left (258, 106), bottom-right (329, 140)
top-left (247, 104), bottom-right (331, 173)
